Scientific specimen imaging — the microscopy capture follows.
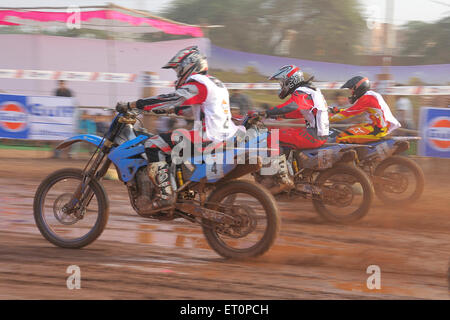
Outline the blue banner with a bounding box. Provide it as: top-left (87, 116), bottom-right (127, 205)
top-left (0, 93), bottom-right (76, 140)
top-left (419, 107), bottom-right (450, 158)
top-left (210, 45), bottom-right (450, 85)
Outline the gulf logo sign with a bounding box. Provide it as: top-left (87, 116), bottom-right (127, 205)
top-left (426, 117), bottom-right (450, 151)
top-left (0, 101), bottom-right (29, 132)
top-left (419, 108), bottom-right (450, 158)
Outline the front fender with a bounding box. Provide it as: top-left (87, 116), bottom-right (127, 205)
top-left (56, 134), bottom-right (104, 150)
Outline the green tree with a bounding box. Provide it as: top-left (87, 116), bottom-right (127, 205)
top-left (400, 17), bottom-right (450, 64)
top-left (164, 0), bottom-right (365, 63)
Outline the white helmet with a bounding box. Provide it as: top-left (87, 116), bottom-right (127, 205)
top-left (162, 45), bottom-right (208, 88)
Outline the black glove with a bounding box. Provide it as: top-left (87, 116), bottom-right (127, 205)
top-left (329, 106), bottom-right (340, 114)
top-left (116, 102), bottom-right (130, 113)
top-left (174, 105), bottom-right (191, 115)
top-left (151, 108), bottom-right (167, 114)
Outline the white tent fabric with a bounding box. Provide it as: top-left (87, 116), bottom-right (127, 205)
top-left (0, 34), bottom-right (211, 107)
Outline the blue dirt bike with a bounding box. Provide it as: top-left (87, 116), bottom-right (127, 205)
top-left (33, 108), bottom-right (280, 259)
top-left (329, 128), bottom-right (425, 206)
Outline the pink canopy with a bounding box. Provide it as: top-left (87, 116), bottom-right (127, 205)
top-left (0, 5), bottom-right (204, 37)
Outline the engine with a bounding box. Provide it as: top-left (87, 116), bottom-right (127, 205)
top-left (128, 166), bottom-right (157, 216)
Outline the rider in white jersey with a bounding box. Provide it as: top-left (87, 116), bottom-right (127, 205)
top-left (116, 46), bottom-right (239, 209)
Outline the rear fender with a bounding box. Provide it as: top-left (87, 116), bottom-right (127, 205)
top-left (393, 140), bottom-right (410, 155)
top-left (339, 149), bottom-right (358, 163)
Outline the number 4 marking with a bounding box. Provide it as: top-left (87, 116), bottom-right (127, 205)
top-left (223, 117), bottom-right (229, 129)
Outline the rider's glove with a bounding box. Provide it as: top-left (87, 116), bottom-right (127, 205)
top-left (151, 108), bottom-right (167, 115)
top-left (329, 106), bottom-right (341, 114)
top-left (116, 102), bottom-right (130, 113)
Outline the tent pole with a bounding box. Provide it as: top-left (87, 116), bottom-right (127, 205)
top-left (106, 2), bottom-right (117, 108)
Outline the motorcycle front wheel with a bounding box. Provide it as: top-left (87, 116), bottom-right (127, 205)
top-left (312, 163), bottom-right (374, 223)
top-left (33, 168), bottom-right (109, 248)
top-left (203, 180), bottom-right (280, 259)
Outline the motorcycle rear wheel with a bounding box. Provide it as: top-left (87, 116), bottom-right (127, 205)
top-left (203, 180), bottom-right (280, 259)
top-left (373, 155), bottom-right (424, 206)
top-left (312, 163), bottom-right (374, 223)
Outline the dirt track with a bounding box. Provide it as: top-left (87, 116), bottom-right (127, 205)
top-left (0, 157), bottom-right (448, 299)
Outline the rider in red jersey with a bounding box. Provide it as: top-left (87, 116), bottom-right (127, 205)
top-left (330, 76), bottom-right (401, 143)
top-left (264, 65), bottom-right (330, 191)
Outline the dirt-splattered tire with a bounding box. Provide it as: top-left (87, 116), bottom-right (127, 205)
top-left (202, 180), bottom-right (280, 259)
top-left (374, 156), bottom-right (425, 206)
top-left (33, 168), bottom-right (109, 249)
top-left (312, 163), bottom-right (374, 223)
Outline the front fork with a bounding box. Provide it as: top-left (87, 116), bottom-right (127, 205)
top-left (66, 142), bottom-right (112, 214)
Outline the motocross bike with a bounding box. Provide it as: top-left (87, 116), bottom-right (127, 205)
top-left (33, 108), bottom-right (280, 259)
top-left (328, 128), bottom-right (425, 206)
top-left (242, 113), bottom-right (374, 223)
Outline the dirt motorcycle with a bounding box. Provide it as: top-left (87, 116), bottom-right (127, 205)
top-left (328, 128), bottom-right (425, 206)
top-left (33, 108), bottom-right (280, 259)
top-left (241, 112), bottom-right (374, 223)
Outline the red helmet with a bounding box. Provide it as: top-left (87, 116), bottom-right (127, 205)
top-left (162, 46), bottom-right (208, 88)
top-left (269, 65), bottom-right (305, 99)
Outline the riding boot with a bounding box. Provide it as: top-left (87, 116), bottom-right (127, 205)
top-left (270, 154), bottom-right (295, 194)
top-left (147, 161), bottom-right (174, 209)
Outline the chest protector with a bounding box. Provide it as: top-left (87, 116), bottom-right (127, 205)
top-left (188, 74), bottom-right (239, 142)
top-left (364, 91), bottom-right (401, 133)
top-left (295, 87), bottom-right (329, 137)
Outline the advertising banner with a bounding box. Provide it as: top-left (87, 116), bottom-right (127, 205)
top-left (419, 107), bottom-right (450, 158)
top-left (0, 93), bottom-right (77, 140)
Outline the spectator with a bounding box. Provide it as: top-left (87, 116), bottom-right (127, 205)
top-left (95, 111), bottom-right (112, 136)
top-left (230, 89), bottom-right (252, 115)
top-left (70, 111), bottom-right (97, 158)
top-left (396, 96), bottom-right (415, 130)
top-left (53, 80), bottom-right (74, 158)
top-left (331, 91), bottom-right (351, 109)
top-left (330, 90), bottom-right (360, 124)
top-left (54, 80), bottom-right (73, 97)
top-left (79, 111), bottom-right (97, 135)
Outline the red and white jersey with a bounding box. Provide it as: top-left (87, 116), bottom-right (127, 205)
top-left (136, 73), bottom-right (240, 142)
top-left (330, 90), bottom-right (401, 133)
top-left (266, 87), bottom-right (329, 136)
top-left (187, 74), bottom-right (239, 142)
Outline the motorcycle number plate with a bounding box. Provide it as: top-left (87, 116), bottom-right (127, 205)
top-left (206, 154), bottom-right (223, 180)
top-left (318, 149), bottom-right (334, 169)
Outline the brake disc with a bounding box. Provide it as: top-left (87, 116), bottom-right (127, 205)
top-left (322, 182), bottom-right (354, 207)
top-left (216, 204), bottom-right (257, 238)
top-left (384, 173), bottom-right (408, 193)
top-left (53, 193), bottom-right (83, 225)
